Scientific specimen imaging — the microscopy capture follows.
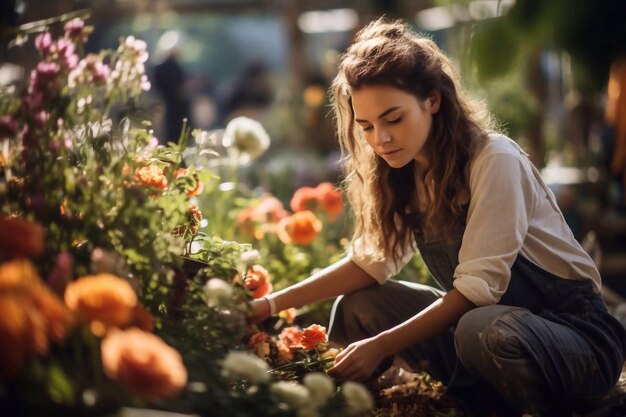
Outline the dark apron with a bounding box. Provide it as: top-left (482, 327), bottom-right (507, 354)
top-left (416, 225), bottom-right (626, 414)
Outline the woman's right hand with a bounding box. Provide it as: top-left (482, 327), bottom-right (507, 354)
top-left (248, 297), bottom-right (271, 324)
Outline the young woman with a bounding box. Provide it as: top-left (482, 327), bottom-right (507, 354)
top-left (249, 19), bottom-right (626, 416)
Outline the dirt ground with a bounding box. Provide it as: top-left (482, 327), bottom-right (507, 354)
top-left (368, 366), bottom-right (626, 417)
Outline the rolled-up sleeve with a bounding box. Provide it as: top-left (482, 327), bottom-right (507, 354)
top-left (453, 153), bottom-right (536, 305)
top-left (348, 236), bottom-right (416, 284)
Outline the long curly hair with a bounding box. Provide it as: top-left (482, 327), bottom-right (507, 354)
top-left (331, 18), bottom-right (496, 264)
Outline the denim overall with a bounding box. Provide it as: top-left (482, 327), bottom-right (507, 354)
top-left (329, 225), bottom-right (626, 416)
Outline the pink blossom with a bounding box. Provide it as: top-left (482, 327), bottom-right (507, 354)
top-left (55, 39), bottom-right (78, 70)
top-left (34, 32), bottom-right (52, 55)
top-left (64, 18), bottom-right (84, 37)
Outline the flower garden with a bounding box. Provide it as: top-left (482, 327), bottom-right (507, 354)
top-left (0, 15), bottom-right (461, 417)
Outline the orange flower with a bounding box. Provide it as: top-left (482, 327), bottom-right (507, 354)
top-left (173, 204), bottom-right (203, 236)
top-left (101, 328), bottom-right (188, 401)
top-left (277, 211), bottom-right (322, 245)
top-left (64, 273), bottom-right (137, 330)
top-left (0, 259), bottom-right (73, 378)
top-left (276, 340), bottom-right (294, 363)
top-left (175, 168), bottom-right (204, 197)
top-left (300, 324), bottom-right (327, 350)
top-left (0, 216), bottom-right (44, 259)
top-left (278, 326), bottom-right (303, 350)
top-left (315, 182), bottom-right (343, 220)
top-left (290, 186), bottom-right (320, 212)
top-left (189, 204), bottom-right (203, 234)
top-left (238, 265), bottom-right (272, 299)
top-left (248, 331), bottom-right (271, 359)
top-left (278, 308), bottom-right (297, 324)
top-left (0, 257), bottom-right (40, 290)
top-left (134, 165), bottom-right (168, 189)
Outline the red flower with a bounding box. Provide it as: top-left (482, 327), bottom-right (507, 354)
top-left (238, 265), bottom-right (272, 299)
top-left (300, 324), bottom-right (327, 350)
top-left (277, 211), bottom-right (322, 245)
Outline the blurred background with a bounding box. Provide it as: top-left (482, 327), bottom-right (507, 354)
top-left (2, 0), bottom-right (626, 295)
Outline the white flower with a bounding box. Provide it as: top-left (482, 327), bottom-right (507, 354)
top-left (203, 278), bottom-right (233, 307)
top-left (303, 372), bottom-right (335, 407)
top-left (221, 351), bottom-right (269, 384)
top-left (270, 381), bottom-right (310, 409)
top-left (240, 249), bottom-right (261, 266)
top-left (222, 116), bottom-right (270, 164)
top-left (342, 381), bottom-right (374, 415)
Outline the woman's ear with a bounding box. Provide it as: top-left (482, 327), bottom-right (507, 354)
top-left (428, 91), bottom-right (441, 114)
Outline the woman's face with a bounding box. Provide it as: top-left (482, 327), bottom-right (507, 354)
top-left (351, 84), bottom-right (439, 168)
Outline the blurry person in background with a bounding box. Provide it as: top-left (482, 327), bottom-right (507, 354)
top-left (153, 30), bottom-right (192, 144)
top-left (222, 60), bottom-right (273, 124)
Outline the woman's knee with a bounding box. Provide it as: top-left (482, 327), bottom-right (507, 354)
top-left (455, 306), bottom-right (529, 371)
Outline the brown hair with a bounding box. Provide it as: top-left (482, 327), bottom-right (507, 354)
top-left (331, 18), bottom-right (496, 263)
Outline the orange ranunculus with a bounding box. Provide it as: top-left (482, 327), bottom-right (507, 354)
top-left (238, 264), bottom-right (272, 299)
top-left (0, 216), bottom-right (44, 259)
top-left (0, 258), bottom-right (40, 290)
top-left (0, 295), bottom-right (41, 378)
top-left (64, 273), bottom-right (137, 330)
top-left (278, 308), bottom-right (297, 324)
top-left (173, 204), bottom-right (203, 236)
top-left (248, 331), bottom-right (271, 359)
top-left (189, 204), bottom-right (203, 234)
top-left (315, 182), bottom-right (343, 220)
top-left (30, 284), bottom-right (74, 344)
top-left (278, 326), bottom-right (303, 350)
top-left (277, 211), bottom-right (322, 245)
top-left (175, 168), bottom-right (204, 197)
top-left (300, 324), bottom-right (327, 350)
top-left (0, 259), bottom-right (73, 378)
top-left (101, 328), bottom-right (188, 401)
top-left (134, 165), bottom-right (168, 189)
top-left (290, 186), bottom-right (320, 212)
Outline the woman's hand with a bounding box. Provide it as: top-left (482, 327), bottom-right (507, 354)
top-left (247, 298), bottom-right (271, 324)
top-left (327, 335), bottom-right (387, 382)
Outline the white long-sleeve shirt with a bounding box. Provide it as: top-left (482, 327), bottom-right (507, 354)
top-left (348, 134), bottom-right (601, 306)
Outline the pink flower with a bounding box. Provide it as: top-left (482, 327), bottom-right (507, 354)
top-left (64, 18), bottom-right (85, 38)
top-left (34, 32), bottom-right (52, 55)
top-left (54, 39), bottom-right (78, 70)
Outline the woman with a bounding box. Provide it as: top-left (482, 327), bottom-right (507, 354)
top-left (249, 19), bottom-right (626, 416)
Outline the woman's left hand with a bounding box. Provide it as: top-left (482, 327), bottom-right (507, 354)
top-left (327, 335), bottom-right (387, 382)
